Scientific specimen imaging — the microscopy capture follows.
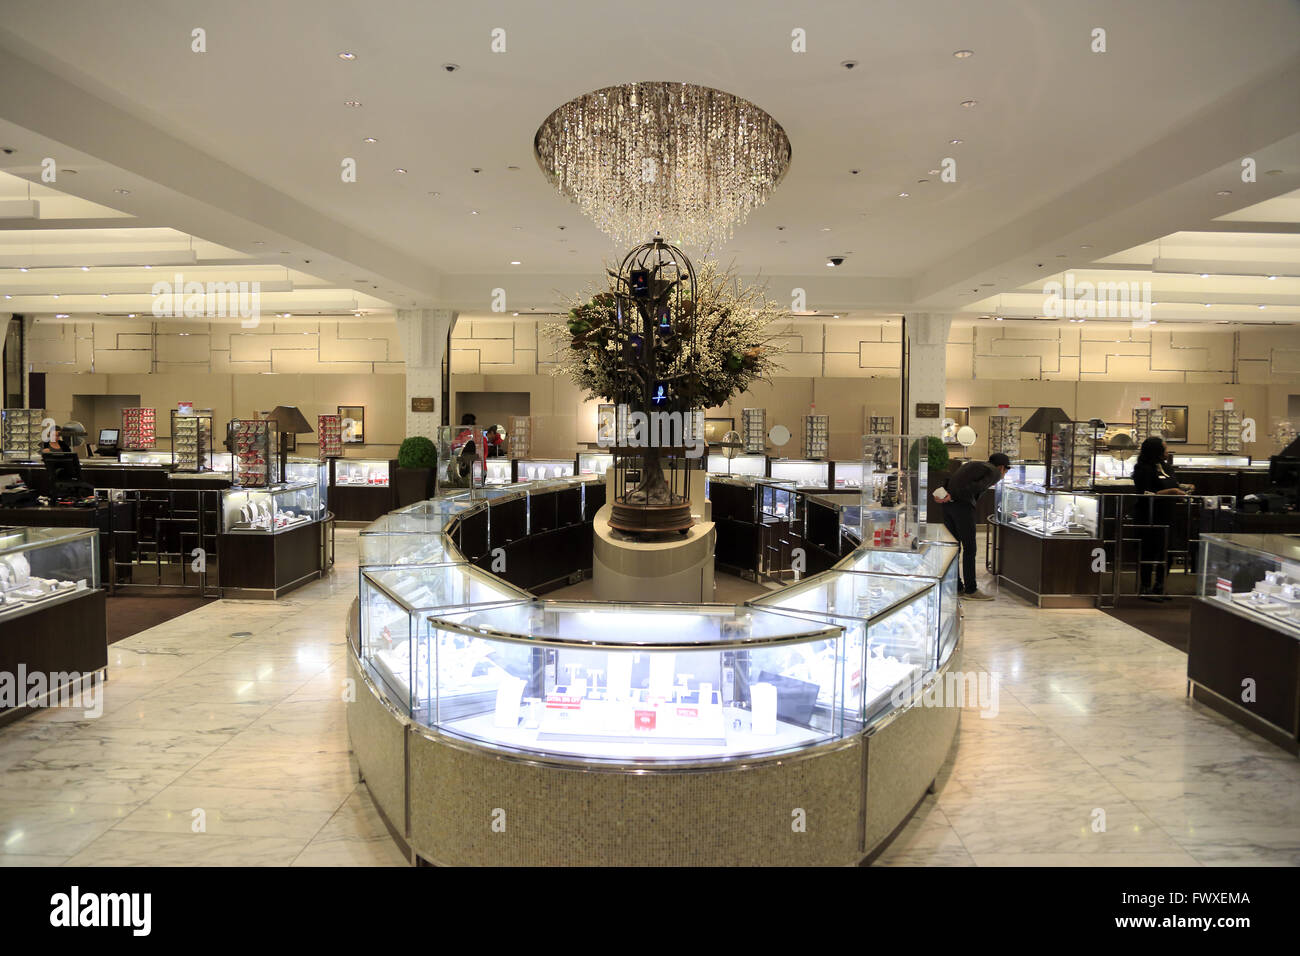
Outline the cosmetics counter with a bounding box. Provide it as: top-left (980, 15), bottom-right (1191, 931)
top-left (0, 527), bottom-right (105, 724)
top-left (1190, 534), bottom-right (1300, 753)
top-left (346, 473), bottom-right (961, 865)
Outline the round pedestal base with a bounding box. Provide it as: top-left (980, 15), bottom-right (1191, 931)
top-left (608, 498), bottom-right (695, 534)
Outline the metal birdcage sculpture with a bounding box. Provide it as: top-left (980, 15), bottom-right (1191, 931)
top-left (606, 235), bottom-right (699, 535)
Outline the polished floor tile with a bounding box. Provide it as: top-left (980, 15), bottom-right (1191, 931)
top-left (0, 528), bottom-right (1296, 867)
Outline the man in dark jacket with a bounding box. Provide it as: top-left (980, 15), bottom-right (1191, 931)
top-left (939, 452), bottom-right (1010, 601)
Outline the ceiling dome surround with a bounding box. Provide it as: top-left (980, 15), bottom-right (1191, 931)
top-left (534, 81), bottom-right (792, 250)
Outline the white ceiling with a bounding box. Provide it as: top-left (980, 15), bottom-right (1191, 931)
top-left (0, 0), bottom-right (1297, 323)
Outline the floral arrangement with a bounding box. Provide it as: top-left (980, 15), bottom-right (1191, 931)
top-left (545, 258), bottom-right (786, 409)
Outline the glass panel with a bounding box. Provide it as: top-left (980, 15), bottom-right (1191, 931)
top-left (858, 434), bottom-right (928, 551)
top-left (769, 459), bottom-right (829, 489)
top-left (357, 516), bottom-right (457, 567)
top-left (334, 459), bottom-right (391, 487)
top-left (221, 481), bottom-right (317, 533)
top-left (996, 484), bottom-right (1099, 538)
top-left (517, 459), bottom-right (575, 480)
top-left (577, 453), bottom-right (613, 478)
top-left (1199, 533), bottom-right (1300, 635)
top-left (0, 526), bottom-right (98, 618)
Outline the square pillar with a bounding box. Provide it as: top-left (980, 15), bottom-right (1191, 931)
top-left (396, 308), bottom-right (456, 441)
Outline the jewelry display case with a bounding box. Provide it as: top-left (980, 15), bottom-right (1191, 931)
top-left (706, 453), bottom-right (765, 477)
top-left (741, 407), bottom-right (766, 454)
top-left (1004, 461), bottom-right (1046, 489)
top-left (769, 458), bottom-right (830, 490)
top-left (509, 415), bottom-right (533, 459)
top-left (170, 411), bottom-right (213, 473)
top-left (857, 434), bottom-right (928, 554)
top-left (231, 419), bottom-right (273, 488)
top-left (358, 516), bottom-right (458, 568)
top-left (0, 526), bottom-right (98, 617)
top-left (0, 526), bottom-right (106, 720)
top-left (1173, 454), bottom-right (1252, 468)
top-left (335, 459), bottom-right (391, 487)
top-left (577, 452), bottom-right (613, 478)
top-left (318, 414), bottom-right (343, 459)
top-left (832, 460), bottom-right (865, 490)
top-left (117, 449), bottom-right (173, 467)
top-left (517, 459), bottom-right (575, 481)
top-left (1049, 421), bottom-right (1094, 491)
top-left (119, 406), bottom-right (156, 451)
top-left (221, 481), bottom-right (319, 534)
top-left (996, 484), bottom-right (1099, 537)
top-left (1191, 533), bottom-right (1300, 752)
top-left (285, 458), bottom-right (329, 518)
top-left (483, 458), bottom-right (513, 486)
top-left (988, 414), bottom-right (1021, 458)
top-left (2, 408), bottom-right (46, 460)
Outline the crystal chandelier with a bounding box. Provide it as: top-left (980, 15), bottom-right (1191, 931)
top-left (534, 82), bottom-right (792, 249)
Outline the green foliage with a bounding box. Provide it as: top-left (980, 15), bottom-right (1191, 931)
top-left (398, 436), bottom-right (437, 470)
top-left (908, 435), bottom-right (949, 472)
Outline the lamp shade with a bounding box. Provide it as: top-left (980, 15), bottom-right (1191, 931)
top-left (263, 405), bottom-right (314, 434)
top-left (1020, 406), bottom-right (1071, 433)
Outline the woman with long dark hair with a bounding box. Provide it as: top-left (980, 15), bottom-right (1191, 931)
top-left (1130, 436), bottom-right (1186, 601)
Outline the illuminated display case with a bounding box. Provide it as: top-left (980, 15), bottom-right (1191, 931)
top-left (996, 483), bottom-right (1099, 538)
top-left (335, 459), bottom-right (391, 487)
top-left (118, 450), bottom-right (173, 466)
top-left (857, 435), bottom-right (928, 553)
top-left (285, 458), bottom-right (329, 518)
top-left (484, 458), bottom-right (513, 486)
top-left (706, 453), bottom-right (766, 477)
top-left (577, 452), bottom-right (613, 478)
top-left (358, 515), bottom-right (459, 568)
top-left (1050, 421), bottom-right (1094, 491)
top-left (1199, 533), bottom-right (1300, 636)
top-left (1004, 461), bottom-right (1046, 489)
top-left (231, 419), bottom-right (274, 488)
top-left (769, 459), bottom-right (829, 490)
top-left (0, 527), bottom-right (98, 618)
top-left (221, 481), bottom-right (319, 534)
top-left (1173, 454), bottom-right (1252, 468)
top-left (832, 460), bottom-right (865, 490)
top-left (2, 408), bottom-right (45, 460)
top-left (742, 408), bottom-right (766, 454)
top-left (517, 459), bottom-right (574, 481)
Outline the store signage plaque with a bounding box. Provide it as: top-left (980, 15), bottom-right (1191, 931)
top-left (410, 397), bottom-right (436, 413)
top-left (915, 402), bottom-right (940, 419)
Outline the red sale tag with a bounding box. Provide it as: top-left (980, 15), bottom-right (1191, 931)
top-left (676, 707), bottom-right (698, 718)
top-left (545, 695), bottom-right (582, 709)
top-left (634, 710), bottom-right (657, 730)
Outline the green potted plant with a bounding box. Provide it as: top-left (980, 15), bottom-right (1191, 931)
top-left (908, 435), bottom-right (951, 524)
top-left (396, 436), bottom-right (438, 506)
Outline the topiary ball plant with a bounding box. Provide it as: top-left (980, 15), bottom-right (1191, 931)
top-left (398, 436), bottom-right (437, 470)
top-left (907, 435), bottom-right (949, 472)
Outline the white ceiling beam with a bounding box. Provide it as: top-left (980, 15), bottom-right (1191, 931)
top-left (0, 217), bottom-right (156, 231)
top-left (1151, 257), bottom-right (1297, 278)
top-left (0, 249), bottom-right (196, 268)
top-left (0, 199), bottom-right (39, 219)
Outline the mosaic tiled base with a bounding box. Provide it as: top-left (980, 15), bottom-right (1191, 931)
top-left (347, 656), bottom-right (410, 839)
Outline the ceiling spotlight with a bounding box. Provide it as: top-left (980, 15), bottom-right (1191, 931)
top-left (128, 313), bottom-right (136, 318)
top-left (995, 316), bottom-right (1004, 321)
top-left (1080, 244), bottom-right (1091, 249)
top-left (144, 265), bottom-right (151, 269)
top-left (1204, 303), bottom-right (1212, 307)
top-left (850, 169), bottom-right (860, 175)
top-left (343, 100), bottom-right (362, 107)
top-left (510, 260), bottom-right (521, 265)
top-left (841, 60), bottom-right (858, 70)
top-left (101, 294), bottom-right (108, 298)
top-left (80, 265), bottom-right (90, 271)
top-left (55, 313), bottom-right (69, 318)
top-left (512, 312), bottom-right (519, 316)
top-left (898, 192), bottom-right (909, 198)
top-left (429, 191), bottom-right (440, 198)
top-left (114, 188), bottom-right (131, 195)
top-left (1215, 190), bottom-right (1232, 196)
top-left (51, 294), bottom-right (58, 299)
top-left (1267, 275), bottom-right (1277, 280)
top-left (338, 51), bottom-right (356, 60)
top-left (363, 137), bottom-right (377, 144)
top-left (2, 295), bottom-right (9, 300)
top-left (470, 209), bottom-right (478, 215)
top-left (953, 50), bottom-right (974, 58)
top-left (1259, 305), bottom-right (1267, 310)
top-left (441, 63), bottom-right (460, 72)
top-left (916, 179), bottom-right (930, 184)
top-left (394, 168), bottom-right (407, 174)
top-left (1265, 169), bottom-right (1283, 176)
top-left (18, 267), bottom-right (28, 272)
top-left (1200, 273), bottom-right (1210, 278)
top-left (960, 99), bottom-right (978, 108)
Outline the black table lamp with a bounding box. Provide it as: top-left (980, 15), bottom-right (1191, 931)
top-left (263, 405), bottom-right (314, 483)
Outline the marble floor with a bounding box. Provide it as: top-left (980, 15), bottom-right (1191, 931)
top-left (0, 530), bottom-right (1296, 866)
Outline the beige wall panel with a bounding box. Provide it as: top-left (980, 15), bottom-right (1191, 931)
top-left (1184, 371), bottom-right (1235, 384)
top-left (450, 349), bottom-right (481, 375)
top-left (371, 362), bottom-right (406, 375)
top-left (475, 337), bottom-right (517, 365)
top-left (451, 317), bottom-right (475, 340)
top-left (881, 322), bottom-right (903, 343)
top-left (91, 349), bottom-right (152, 375)
top-left (210, 350), bottom-right (271, 374)
top-left (1078, 339), bottom-right (1150, 374)
top-left (775, 352), bottom-right (823, 377)
top-left (1237, 358), bottom-right (1273, 385)
top-left (154, 333), bottom-right (213, 365)
top-left (483, 349), bottom-right (536, 376)
top-left (273, 349), bottom-right (372, 375)
top-left (858, 340), bottom-right (901, 371)
top-left (1042, 354), bottom-right (1080, 380)
top-left (468, 318), bottom-right (516, 340)
top-left (945, 342), bottom-right (974, 379)
top-left (973, 354), bottom-right (1043, 379)
top-left (825, 322), bottom-right (880, 353)
top-left (514, 321), bottom-right (538, 351)
top-left (229, 333), bottom-right (316, 362)
top-left (1151, 333), bottom-right (1210, 372)
top-left (320, 323), bottom-right (391, 364)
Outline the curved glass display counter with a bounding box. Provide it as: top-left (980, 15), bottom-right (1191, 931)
top-left (346, 473), bottom-right (963, 866)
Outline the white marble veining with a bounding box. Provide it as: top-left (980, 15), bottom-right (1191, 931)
top-left (0, 528), bottom-right (1296, 867)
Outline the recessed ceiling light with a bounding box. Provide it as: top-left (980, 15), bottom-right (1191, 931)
top-left (55, 313), bottom-right (68, 318)
top-left (253, 240), bottom-right (265, 245)
top-left (826, 260), bottom-right (835, 267)
top-left (507, 165), bottom-right (520, 171)
top-left (80, 265), bottom-right (89, 271)
top-left (428, 191), bottom-right (440, 198)
top-left (144, 265), bottom-right (151, 269)
top-left (441, 63), bottom-right (460, 72)
top-left (101, 294), bottom-right (107, 298)
top-left (394, 168), bottom-right (407, 174)
top-left (820, 227), bottom-right (831, 231)
top-left (1267, 275), bottom-right (1277, 280)
top-left (898, 192), bottom-right (909, 198)
top-left (1216, 190), bottom-right (1232, 196)
top-left (841, 60), bottom-right (858, 70)
top-left (18, 267), bottom-right (28, 272)
top-left (1259, 305), bottom-right (1267, 310)
top-left (343, 100), bottom-right (362, 108)
top-left (850, 169), bottom-right (860, 175)
top-left (338, 51), bottom-right (356, 60)
top-left (1080, 244), bottom-right (1091, 249)
top-left (363, 137), bottom-right (377, 144)
top-left (128, 313), bottom-right (136, 318)
top-left (512, 312), bottom-right (519, 316)
top-left (960, 99), bottom-right (978, 108)
top-left (510, 260), bottom-right (521, 265)
top-left (114, 188), bottom-right (131, 195)
top-left (1204, 303), bottom-right (1211, 307)
top-left (1265, 169), bottom-right (1283, 176)
top-left (953, 50), bottom-right (973, 58)
top-left (995, 316), bottom-right (1004, 321)
top-left (928, 169), bottom-right (940, 176)
top-left (1200, 273), bottom-right (1210, 278)
top-left (2, 295), bottom-right (9, 300)
top-left (52, 294), bottom-right (58, 299)
top-left (833, 315), bottom-right (840, 318)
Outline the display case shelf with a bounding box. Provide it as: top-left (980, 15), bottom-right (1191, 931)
top-left (221, 482), bottom-right (319, 534)
top-left (988, 414), bottom-right (1021, 458)
top-left (802, 414), bottom-right (830, 460)
top-left (230, 419), bottom-right (273, 488)
top-left (2, 408), bottom-right (46, 460)
top-left (0, 526), bottom-right (99, 619)
top-left (1208, 409), bottom-right (1243, 454)
top-left (318, 414), bottom-right (343, 459)
top-left (119, 406), bottom-right (156, 451)
top-left (741, 408), bottom-right (766, 455)
top-left (1049, 421), bottom-right (1094, 491)
top-left (170, 411), bottom-right (213, 473)
top-left (508, 415), bottom-right (533, 459)
top-left (996, 483), bottom-right (1100, 538)
top-left (769, 458), bottom-right (829, 490)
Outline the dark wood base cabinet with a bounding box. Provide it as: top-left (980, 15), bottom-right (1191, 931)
top-left (218, 522), bottom-right (322, 598)
top-left (330, 484), bottom-right (398, 522)
top-left (996, 521), bottom-right (1100, 608)
top-left (0, 589), bottom-right (107, 725)
top-left (1189, 598), bottom-right (1299, 754)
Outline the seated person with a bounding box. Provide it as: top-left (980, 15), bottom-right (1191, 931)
top-left (40, 426), bottom-right (71, 454)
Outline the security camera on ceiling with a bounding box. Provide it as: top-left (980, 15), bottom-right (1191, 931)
top-left (827, 256), bottom-right (846, 267)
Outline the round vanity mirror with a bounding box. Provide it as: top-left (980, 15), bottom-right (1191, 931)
top-left (768, 424), bottom-right (791, 447)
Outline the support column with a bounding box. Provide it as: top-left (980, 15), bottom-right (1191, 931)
top-left (904, 313), bottom-right (953, 439)
top-left (395, 309), bottom-right (456, 441)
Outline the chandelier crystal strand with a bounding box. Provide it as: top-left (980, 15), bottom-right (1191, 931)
top-left (535, 82), bottom-right (791, 249)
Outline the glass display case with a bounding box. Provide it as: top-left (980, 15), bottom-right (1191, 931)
top-left (1199, 533), bottom-right (1300, 635)
top-left (706, 453), bottom-right (766, 477)
top-left (517, 459), bottom-right (574, 481)
top-left (1004, 461), bottom-right (1046, 490)
top-left (483, 458), bottom-right (513, 487)
top-left (996, 483), bottom-right (1100, 537)
top-left (221, 481), bottom-right (320, 533)
top-left (857, 434), bottom-right (928, 553)
top-left (833, 460), bottom-right (865, 490)
top-left (335, 459), bottom-right (391, 487)
top-left (769, 459), bottom-right (830, 489)
top-left (119, 406), bottom-right (156, 451)
top-left (1172, 454), bottom-right (1251, 468)
top-left (285, 458), bottom-right (329, 518)
top-left (231, 418), bottom-right (274, 488)
top-left (0, 527), bottom-right (99, 618)
top-left (118, 449), bottom-right (173, 466)
top-left (358, 516), bottom-right (458, 568)
top-left (318, 414), bottom-right (343, 459)
top-left (390, 599), bottom-right (859, 760)
top-left (1093, 451), bottom-right (1136, 480)
top-left (2, 408), bottom-right (45, 460)
top-left (1049, 421), bottom-right (1094, 491)
top-left (170, 411), bottom-right (213, 473)
top-left (577, 452), bottom-right (613, 479)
